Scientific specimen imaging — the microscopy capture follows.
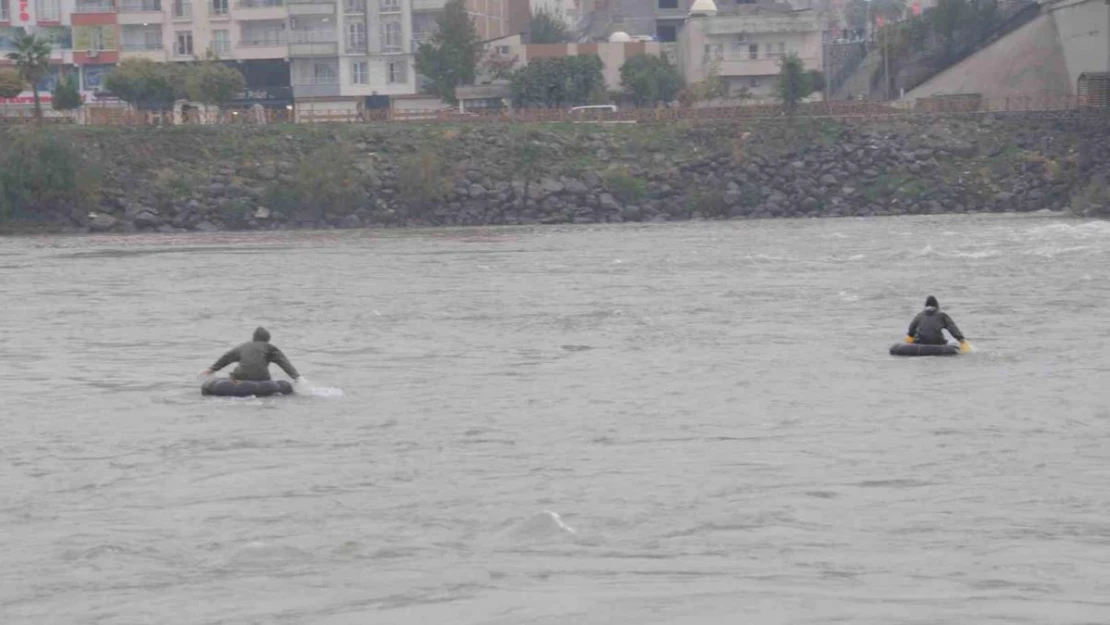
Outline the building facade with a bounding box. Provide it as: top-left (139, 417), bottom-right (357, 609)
top-left (1, 0), bottom-right (510, 112)
top-left (678, 1), bottom-right (824, 99)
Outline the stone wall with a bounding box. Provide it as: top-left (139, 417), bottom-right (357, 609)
top-left (4, 110), bottom-right (1108, 235)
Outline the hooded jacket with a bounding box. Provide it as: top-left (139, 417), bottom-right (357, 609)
top-left (907, 305), bottom-right (965, 345)
top-left (209, 327), bottom-right (300, 381)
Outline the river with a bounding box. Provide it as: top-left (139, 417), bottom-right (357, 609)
top-left (2, 214), bottom-right (1110, 624)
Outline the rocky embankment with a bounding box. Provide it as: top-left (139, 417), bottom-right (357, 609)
top-left (3, 110), bottom-right (1106, 234)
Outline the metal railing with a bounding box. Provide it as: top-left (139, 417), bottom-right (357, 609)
top-left (73, 0), bottom-right (118, 12)
top-left (121, 41), bottom-right (164, 50)
top-left (120, 0), bottom-right (161, 11)
top-left (236, 0), bottom-right (283, 7)
top-left (1, 95), bottom-right (1100, 128)
top-left (239, 32), bottom-right (287, 46)
top-left (287, 29), bottom-right (337, 43)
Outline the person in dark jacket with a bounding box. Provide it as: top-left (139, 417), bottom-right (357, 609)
top-left (906, 296), bottom-right (969, 352)
top-left (202, 327), bottom-right (303, 382)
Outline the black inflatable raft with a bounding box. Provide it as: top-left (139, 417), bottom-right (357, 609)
top-left (201, 378), bottom-right (295, 397)
top-left (889, 343), bottom-right (960, 357)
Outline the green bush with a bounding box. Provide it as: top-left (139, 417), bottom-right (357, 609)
top-left (1070, 177), bottom-right (1110, 217)
top-left (397, 146), bottom-right (449, 210)
top-left (602, 167), bottom-right (647, 204)
top-left (0, 130), bottom-right (93, 221)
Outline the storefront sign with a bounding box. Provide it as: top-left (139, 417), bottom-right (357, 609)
top-left (17, 0), bottom-right (34, 24)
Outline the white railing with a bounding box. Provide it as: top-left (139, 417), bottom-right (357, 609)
top-left (73, 0), bottom-right (118, 12)
top-left (287, 29), bottom-right (337, 43)
top-left (121, 41), bottom-right (164, 50)
top-left (120, 0), bottom-right (161, 11)
top-left (240, 32), bottom-right (287, 45)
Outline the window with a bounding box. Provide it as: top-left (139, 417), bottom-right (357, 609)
top-left (212, 29), bottom-right (230, 54)
top-left (380, 16), bottom-right (400, 52)
top-left (748, 43), bottom-right (757, 60)
top-left (351, 60), bottom-right (367, 84)
top-left (346, 21), bottom-right (366, 52)
top-left (343, 0), bottom-right (364, 12)
top-left (655, 23), bottom-right (676, 42)
top-left (212, 0), bottom-right (227, 15)
top-left (778, 42), bottom-right (785, 56)
top-left (379, 0), bottom-right (399, 11)
top-left (37, 0), bottom-right (61, 21)
top-left (703, 43), bottom-right (722, 61)
top-left (495, 45), bottom-right (509, 55)
top-left (0, 0), bottom-right (9, 21)
top-left (173, 0), bottom-right (191, 18)
top-left (175, 30), bottom-right (193, 56)
top-left (750, 77), bottom-right (760, 87)
top-left (657, 0), bottom-right (677, 8)
top-left (313, 62), bottom-right (336, 83)
top-left (143, 28), bottom-right (162, 48)
top-left (90, 27), bottom-right (104, 50)
top-left (387, 59), bottom-right (406, 84)
top-left (764, 43), bottom-right (774, 58)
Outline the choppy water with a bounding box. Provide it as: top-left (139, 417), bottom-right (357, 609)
top-left (3, 214), bottom-right (1110, 625)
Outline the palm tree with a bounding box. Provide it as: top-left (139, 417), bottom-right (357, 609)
top-left (5, 32), bottom-right (53, 123)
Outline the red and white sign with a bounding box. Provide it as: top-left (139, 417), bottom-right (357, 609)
top-left (16, 0), bottom-right (34, 24)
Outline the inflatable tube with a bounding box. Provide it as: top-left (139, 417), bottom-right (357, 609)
top-left (201, 378), bottom-right (294, 397)
top-left (889, 343), bottom-right (960, 357)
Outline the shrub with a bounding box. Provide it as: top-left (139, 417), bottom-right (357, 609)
top-left (397, 146), bottom-right (449, 210)
top-left (0, 130), bottom-right (93, 221)
top-left (1069, 176), bottom-right (1110, 217)
top-left (602, 167), bottom-right (647, 204)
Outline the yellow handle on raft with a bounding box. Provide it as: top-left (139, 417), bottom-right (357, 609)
top-left (959, 340), bottom-right (971, 353)
top-left (904, 335), bottom-right (914, 344)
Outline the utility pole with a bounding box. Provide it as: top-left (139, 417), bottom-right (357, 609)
top-left (883, 18), bottom-right (890, 100)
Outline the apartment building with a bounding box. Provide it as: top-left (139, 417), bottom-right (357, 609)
top-left (0, 0), bottom-right (80, 101)
top-left (678, 0), bottom-right (825, 99)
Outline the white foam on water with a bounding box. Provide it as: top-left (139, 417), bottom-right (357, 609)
top-left (294, 378), bottom-right (344, 398)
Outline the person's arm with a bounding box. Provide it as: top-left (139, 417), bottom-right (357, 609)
top-left (204, 346), bottom-right (240, 374)
top-left (943, 313), bottom-right (966, 342)
top-left (269, 345), bottom-right (301, 380)
top-left (905, 312), bottom-right (922, 342)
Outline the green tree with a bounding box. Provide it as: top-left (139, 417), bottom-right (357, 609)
top-left (185, 62), bottom-right (245, 107)
top-left (619, 54), bottom-right (681, 107)
top-left (103, 59), bottom-right (179, 109)
top-left (414, 0), bottom-right (483, 104)
top-left (51, 74), bottom-right (84, 111)
top-left (528, 6), bottom-right (572, 44)
top-left (677, 61), bottom-right (728, 108)
top-left (0, 68), bottom-right (24, 99)
top-left (510, 55), bottom-right (604, 108)
top-left (5, 32), bottom-right (53, 124)
top-left (930, 0), bottom-right (965, 55)
top-left (775, 53), bottom-right (814, 114)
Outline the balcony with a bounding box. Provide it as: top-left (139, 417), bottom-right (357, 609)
top-left (411, 0), bottom-right (443, 11)
top-left (119, 0), bottom-right (164, 23)
top-left (712, 55), bottom-right (819, 78)
top-left (121, 40), bottom-right (167, 60)
top-left (342, 0), bottom-right (364, 12)
top-left (287, 0), bottom-right (334, 16)
top-left (171, 1), bottom-right (192, 19)
top-left (235, 0), bottom-right (285, 18)
top-left (705, 14), bottom-right (823, 36)
top-left (238, 31), bottom-right (286, 58)
top-left (292, 81), bottom-right (340, 98)
top-left (73, 0), bottom-right (118, 12)
top-left (288, 29), bottom-right (337, 56)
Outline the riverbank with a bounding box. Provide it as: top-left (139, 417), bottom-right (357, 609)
top-left (1, 111), bottom-right (1107, 234)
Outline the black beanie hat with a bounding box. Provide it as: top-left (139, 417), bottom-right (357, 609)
top-left (253, 326), bottom-right (271, 342)
top-left (925, 296), bottom-right (939, 308)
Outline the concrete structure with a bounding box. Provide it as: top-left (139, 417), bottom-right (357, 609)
top-left (678, 0), bottom-right (825, 99)
top-left (906, 0), bottom-right (1109, 101)
top-left (473, 32), bottom-right (663, 91)
top-left (581, 0), bottom-right (695, 42)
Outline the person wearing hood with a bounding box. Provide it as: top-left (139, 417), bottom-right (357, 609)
top-left (201, 327), bottom-right (304, 382)
top-left (905, 296), bottom-right (969, 353)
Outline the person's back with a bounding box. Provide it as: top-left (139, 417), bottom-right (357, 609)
top-left (906, 296), bottom-right (968, 351)
top-left (203, 327), bottom-right (301, 382)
